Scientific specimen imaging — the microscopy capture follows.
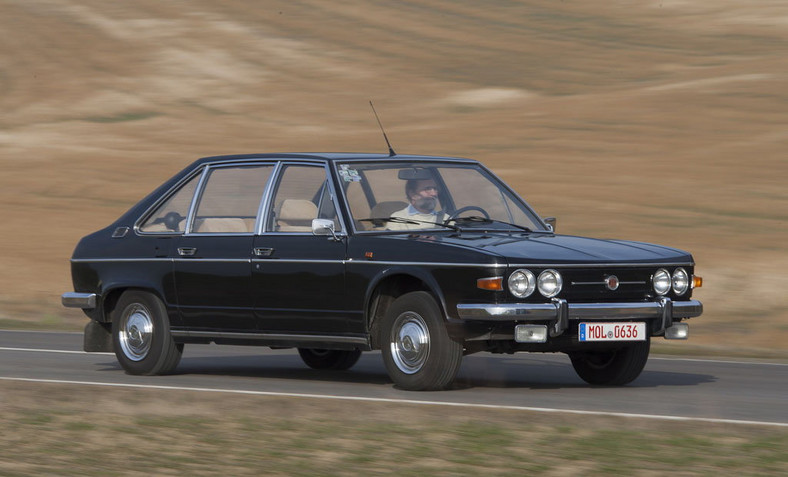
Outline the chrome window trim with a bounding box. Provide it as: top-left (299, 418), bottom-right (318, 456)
top-left (182, 165), bottom-right (210, 234)
top-left (320, 161), bottom-right (350, 234)
top-left (257, 231), bottom-right (349, 238)
top-left (255, 161), bottom-right (283, 235)
top-left (182, 232), bottom-right (256, 237)
top-left (261, 161), bottom-right (343, 234)
top-left (184, 162), bottom-right (277, 236)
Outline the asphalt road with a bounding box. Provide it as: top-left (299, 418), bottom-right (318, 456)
top-left (1, 330), bottom-right (786, 427)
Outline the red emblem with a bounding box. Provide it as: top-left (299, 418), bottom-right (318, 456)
top-left (605, 275), bottom-right (620, 291)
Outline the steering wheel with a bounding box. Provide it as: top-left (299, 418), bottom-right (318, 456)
top-left (152, 211), bottom-right (185, 231)
top-left (446, 206), bottom-right (490, 222)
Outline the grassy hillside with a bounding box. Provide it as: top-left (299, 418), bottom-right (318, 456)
top-left (1, 0), bottom-right (786, 356)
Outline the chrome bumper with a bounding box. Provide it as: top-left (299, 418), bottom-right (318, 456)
top-left (457, 298), bottom-right (702, 337)
top-left (61, 292), bottom-right (97, 309)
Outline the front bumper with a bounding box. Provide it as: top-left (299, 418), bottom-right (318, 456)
top-left (457, 298), bottom-right (702, 337)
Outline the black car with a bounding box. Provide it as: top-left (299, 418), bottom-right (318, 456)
top-left (62, 153), bottom-right (703, 390)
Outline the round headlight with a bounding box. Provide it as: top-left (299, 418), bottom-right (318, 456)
top-left (537, 269), bottom-right (563, 298)
top-left (672, 268), bottom-right (689, 295)
top-left (508, 269), bottom-right (536, 298)
top-left (652, 268), bottom-right (671, 295)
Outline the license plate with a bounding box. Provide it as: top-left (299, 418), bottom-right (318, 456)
top-left (579, 322), bottom-right (646, 342)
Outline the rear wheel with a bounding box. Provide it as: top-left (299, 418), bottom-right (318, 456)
top-left (569, 339), bottom-right (650, 385)
top-left (380, 291), bottom-right (463, 391)
top-left (111, 290), bottom-right (183, 375)
top-left (297, 348), bottom-right (362, 370)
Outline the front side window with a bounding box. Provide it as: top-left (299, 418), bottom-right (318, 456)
top-left (191, 165), bottom-right (274, 233)
top-left (138, 172), bottom-right (201, 233)
top-left (337, 162), bottom-right (545, 232)
top-left (268, 165), bottom-right (341, 233)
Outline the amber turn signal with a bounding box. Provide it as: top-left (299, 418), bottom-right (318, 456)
top-left (692, 275), bottom-right (703, 289)
top-left (477, 277), bottom-right (503, 291)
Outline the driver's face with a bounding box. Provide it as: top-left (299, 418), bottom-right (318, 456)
top-left (410, 179), bottom-right (438, 213)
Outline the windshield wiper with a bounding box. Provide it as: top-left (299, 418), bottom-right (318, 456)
top-left (360, 216), bottom-right (459, 231)
top-left (445, 216), bottom-right (535, 233)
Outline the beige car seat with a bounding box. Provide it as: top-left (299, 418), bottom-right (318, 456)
top-left (276, 199), bottom-right (318, 232)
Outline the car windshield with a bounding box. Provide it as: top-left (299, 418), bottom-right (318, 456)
top-left (337, 161), bottom-right (547, 232)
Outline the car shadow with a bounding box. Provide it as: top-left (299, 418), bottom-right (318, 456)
top-left (96, 354), bottom-right (392, 386)
top-left (94, 352), bottom-right (716, 391)
top-left (450, 355), bottom-right (717, 390)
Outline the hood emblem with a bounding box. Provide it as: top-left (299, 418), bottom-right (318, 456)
top-left (605, 275), bottom-right (620, 291)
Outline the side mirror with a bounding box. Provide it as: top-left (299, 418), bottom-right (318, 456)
top-left (312, 218), bottom-right (340, 241)
top-left (544, 217), bottom-right (557, 233)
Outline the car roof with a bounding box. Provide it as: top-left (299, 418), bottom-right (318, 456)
top-left (194, 153), bottom-right (480, 167)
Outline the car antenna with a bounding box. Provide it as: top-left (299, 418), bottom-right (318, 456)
top-left (369, 100), bottom-right (396, 157)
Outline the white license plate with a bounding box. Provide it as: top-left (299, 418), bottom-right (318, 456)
top-left (579, 322), bottom-right (646, 342)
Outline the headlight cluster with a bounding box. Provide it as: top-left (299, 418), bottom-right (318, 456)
top-left (508, 269), bottom-right (562, 298)
top-left (652, 268), bottom-right (689, 296)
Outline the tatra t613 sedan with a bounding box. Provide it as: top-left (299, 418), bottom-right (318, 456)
top-left (63, 153), bottom-right (703, 390)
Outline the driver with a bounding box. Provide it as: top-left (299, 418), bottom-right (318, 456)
top-left (387, 178), bottom-right (447, 230)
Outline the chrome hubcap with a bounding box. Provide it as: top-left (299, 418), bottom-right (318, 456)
top-left (390, 312), bottom-right (430, 374)
top-left (119, 304), bottom-right (153, 361)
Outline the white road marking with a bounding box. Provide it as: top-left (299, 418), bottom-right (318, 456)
top-left (1, 376), bottom-right (786, 428)
top-left (0, 347), bottom-right (114, 356)
top-left (651, 356), bottom-right (788, 367)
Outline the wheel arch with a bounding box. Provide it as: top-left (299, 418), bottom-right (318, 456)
top-left (364, 267), bottom-right (447, 349)
top-left (99, 283), bottom-right (172, 324)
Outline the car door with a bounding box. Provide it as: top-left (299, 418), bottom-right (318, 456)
top-left (252, 163), bottom-right (349, 334)
top-left (173, 163), bottom-right (275, 332)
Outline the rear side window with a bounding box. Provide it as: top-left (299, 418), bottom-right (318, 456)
top-left (268, 165), bottom-right (341, 233)
top-left (191, 165), bottom-right (274, 234)
top-left (138, 173), bottom-right (200, 233)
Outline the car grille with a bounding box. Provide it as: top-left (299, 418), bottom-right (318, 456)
top-left (560, 268), bottom-right (655, 302)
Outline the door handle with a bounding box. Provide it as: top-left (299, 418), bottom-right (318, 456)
top-left (177, 247), bottom-right (197, 257)
top-left (253, 247), bottom-right (274, 257)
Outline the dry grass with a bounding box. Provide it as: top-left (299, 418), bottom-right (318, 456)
top-left (1, 1), bottom-right (786, 356)
top-left (1, 381), bottom-right (786, 475)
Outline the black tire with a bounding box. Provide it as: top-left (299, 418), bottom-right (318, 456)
top-left (569, 339), bottom-right (650, 386)
top-left (297, 348), bottom-right (362, 370)
top-left (111, 290), bottom-right (183, 375)
top-left (380, 291), bottom-right (463, 391)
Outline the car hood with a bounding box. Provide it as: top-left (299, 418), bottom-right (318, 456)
top-left (433, 232), bottom-right (693, 265)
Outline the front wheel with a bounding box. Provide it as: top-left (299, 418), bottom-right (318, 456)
top-left (380, 291), bottom-right (463, 391)
top-left (297, 348), bottom-right (362, 370)
top-left (569, 339), bottom-right (650, 385)
top-left (111, 290), bottom-right (183, 375)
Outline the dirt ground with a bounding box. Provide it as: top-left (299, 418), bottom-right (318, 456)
top-left (1, 0), bottom-right (786, 356)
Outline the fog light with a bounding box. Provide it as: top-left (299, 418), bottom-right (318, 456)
top-left (515, 324), bottom-right (548, 343)
top-left (665, 323), bottom-right (689, 340)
